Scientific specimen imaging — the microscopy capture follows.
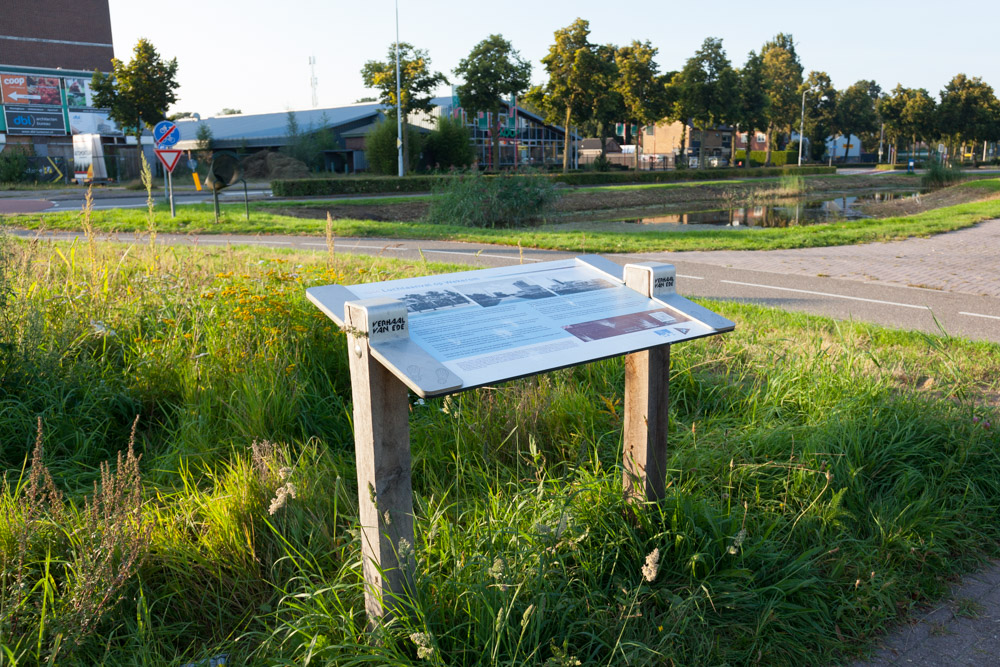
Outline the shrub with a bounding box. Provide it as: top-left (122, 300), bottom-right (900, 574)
top-left (733, 149), bottom-right (798, 167)
top-left (591, 154), bottom-right (612, 172)
top-left (426, 170), bottom-right (560, 228)
top-left (921, 160), bottom-right (965, 188)
top-left (365, 119), bottom-right (422, 175)
top-left (422, 115), bottom-right (474, 171)
top-left (0, 148), bottom-right (29, 183)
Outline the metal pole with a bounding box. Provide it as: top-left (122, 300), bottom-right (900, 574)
top-left (798, 89), bottom-right (805, 167)
top-left (878, 123), bottom-right (884, 164)
top-left (395, 0), bottom-right (403, 178)
top-left (213, 189), bottom-right (220, 224)
top-left (168, 171), bottom-right (175, 218)
top-left (243, 180), bottom-right (250, 221)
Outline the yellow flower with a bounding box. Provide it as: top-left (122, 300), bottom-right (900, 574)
top-left (292, 325), bottom-right (307, 333)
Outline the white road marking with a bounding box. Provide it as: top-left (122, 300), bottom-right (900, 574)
top-left (678, 274), bottom-right (704, 280)
top-left (721, 280), bottom-right (931, 310)
top-left (959, 311), bottom-right (1000, 320)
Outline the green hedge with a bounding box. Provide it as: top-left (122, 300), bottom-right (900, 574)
top-left (875, 163), bottom-right (924, 171)
top-left (271, 165), bottom-right (835, 197)
top-left (733, 149), bottom-right (799, 167)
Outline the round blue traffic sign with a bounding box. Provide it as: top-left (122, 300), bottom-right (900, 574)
top-left (153, 120), bottom-right (179, 147)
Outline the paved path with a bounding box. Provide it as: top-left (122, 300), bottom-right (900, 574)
top-left (848, 560), bottom-right (1000, 666)
top-left (641, 222), bottom-right (1000, 298)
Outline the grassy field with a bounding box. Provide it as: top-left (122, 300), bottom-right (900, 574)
top-left (5, 178), bottom-right (1000, 255)
top-left (1, 230), bottom-right (999, 665)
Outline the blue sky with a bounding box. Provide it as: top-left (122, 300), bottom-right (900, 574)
top-left (106, 0), bottom-right (999, 117)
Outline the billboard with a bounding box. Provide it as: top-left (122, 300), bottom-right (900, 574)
top-left (68, 109), bottom-right (121, 136)
top-left (4, 108), bottom-right (66, 135)
top-left (1, 74), bottom-right (62, 106)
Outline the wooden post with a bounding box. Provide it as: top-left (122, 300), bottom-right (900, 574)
top-left (344, 300), bottom-right (414, 623)
top-left (622, 265), bottom-right (671, 501)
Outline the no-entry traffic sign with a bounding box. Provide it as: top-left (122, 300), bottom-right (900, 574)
top-left (155, 148), bottom-right (183, 173)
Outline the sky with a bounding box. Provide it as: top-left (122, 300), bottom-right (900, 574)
top-left (105, 0), bottom-right (1000, 118)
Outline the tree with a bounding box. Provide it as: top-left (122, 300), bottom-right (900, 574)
top-left (800, 71), bottom-right (837, 162)
top-left (365, 119), bottom-right (422, 175)
top-left (901, 88), bottom-right (937, 161)
top-left (760, 33), bottom-right (803, 165)
top-left (527, 18), bottom-right (603, 172)
top-left (219, 108), bottom-right (242, 116)
top-left (168, 111), bottom-right (197, 121)
top-left (667, 37), bottom-right (737, 167)
top-left (577, 44), bottom-right (626, 164)
top-left (195, 123), bottom-right (213, 152)
top-left (733, 50), bottom-right (769, 168)
top-left (614, 41), bottom-right (670, 170)
top-left (361, 42), bottom-right (448, 174)
top-left (877, 85), bottom-right (908, 163)
top-left (453, 34), bottom-right (532, 171)
top-left (422, 115), bottom-right (474, 170)
top-left (91, 38), bottom-right (179, 140)
top-left (833, 80), bottom-right (880, 162)
top-left (938, 74), bottom-right (1000, 165)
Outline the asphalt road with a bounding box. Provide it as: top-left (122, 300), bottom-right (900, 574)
top-left (10, 228), bottom-right (1000, 344)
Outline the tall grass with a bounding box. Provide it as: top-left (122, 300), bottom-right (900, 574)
top-left (426, 170), bottom-right (561, 228)
top-left (921, 160), bottom-right (966, 188)
top-left (1, 234), bottom-right (999, 664)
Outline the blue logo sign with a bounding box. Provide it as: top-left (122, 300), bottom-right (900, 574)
top-left (12, 114), bottom-right (34, 127)
top-left (153, 120), bottom-right (179, 147)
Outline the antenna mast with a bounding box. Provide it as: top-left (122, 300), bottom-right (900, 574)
top-left (309, 55), bottom-right (318, 108)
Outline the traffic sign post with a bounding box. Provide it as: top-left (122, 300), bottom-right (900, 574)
top-left (153, 121), bottom-right (181, 218)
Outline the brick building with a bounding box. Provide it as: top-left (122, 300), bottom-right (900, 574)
top-left (0, 0), bottom-right (132, 181)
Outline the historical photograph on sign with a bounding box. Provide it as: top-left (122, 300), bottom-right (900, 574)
top-left (563, 308), bottom-right (690, 342)
top-left (458, 278), bottom-right (556, 307)
top-left (398, 289), bottom-right (472, 313)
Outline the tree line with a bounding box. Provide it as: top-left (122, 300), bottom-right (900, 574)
top-left (361, 19), bottom-right (1000, 173)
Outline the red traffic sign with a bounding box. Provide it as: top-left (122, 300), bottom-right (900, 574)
top-left (155, 149), bottom-right (183, 173)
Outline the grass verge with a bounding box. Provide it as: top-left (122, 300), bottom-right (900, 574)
top-left (4, 178), bottom-right (1000, 254)
top-left (1, 233), bottom-right (999, 664)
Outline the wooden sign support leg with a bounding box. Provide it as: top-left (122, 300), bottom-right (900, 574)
top-left (622, 266), bottom-right (671, 501)
top-left (345, 302), bottom-right (415, 624)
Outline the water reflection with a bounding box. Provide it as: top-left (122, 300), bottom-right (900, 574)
top-left (630, 191), bottom-right (919, 228)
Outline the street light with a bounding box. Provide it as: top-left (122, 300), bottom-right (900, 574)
top-left (798, 89), bottom-right (805, 167)
top-left (395, 0), bottom-right (403, 177)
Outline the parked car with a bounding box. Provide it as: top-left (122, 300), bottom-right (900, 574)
top-left (707, 156), bottom-right (729, 168)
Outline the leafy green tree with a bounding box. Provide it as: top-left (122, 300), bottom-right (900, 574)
top-left (833, 80), bottom-right (880, 161)
top-left (282, 111), bottom-right (340, 171)
top-left (901, 88), bottom-right (938, 160)
top-left (168, 111), bottom-right (196, 121)
top-left (195, 123), bottom-right (213, 152)
top-left (938, 74), bottom-right (1000, 165)
top-left (800, 71), bottom-right (837, 161)
top-left (614, 40), bottom-right (670, 170)
top-left (422, 115), bottom-right (474, 170)
top-left (365, 119), bottom-right (422, 175)
top-left (219, 108), bottom-right (242, 116)
top-left (527, 18), bottom-right (603, 172)
top-left (667, 37), bottom-right (737, 167)
top-left (733, 50), bottom-right (769, 168)
top-left (877, 85), bottom-right (908, 162)
top-left (90, 38), bottom-right (179, 140)
top-left (361, 43), bottom-right (448, 173)
top-left (577, 44), bottom-right (626, 163)
top-left (760, 33), bottom-right (803, 165)
top-left (453, 34), bottom-right (531, 171)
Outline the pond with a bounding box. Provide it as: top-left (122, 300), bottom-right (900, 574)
top-left (627, 190), bottom-right (921, 228)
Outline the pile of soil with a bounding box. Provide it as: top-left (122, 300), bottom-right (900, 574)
top-left (859, 180), bottom-right (1000, 217)
top-left (242, 151), bottom-right (310, 180)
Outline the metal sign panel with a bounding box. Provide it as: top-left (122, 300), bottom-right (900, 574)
top-left (0, 74), bottom-right (62, 106)
top-left (3, 108), bottom-right (66, 135)
top-left (153, 120), bottom-right (179, 147)
top-left (154, 148), bottom-right (183, 173)
top-left (308, 256), bottom-right (735, 397)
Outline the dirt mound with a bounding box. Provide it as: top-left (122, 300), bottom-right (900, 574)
top-left (241, 151), bottom-right (310, 180)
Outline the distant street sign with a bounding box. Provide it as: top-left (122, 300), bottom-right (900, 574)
top-left (155, 148), bottom-right (183, 173)
top-left (153, 120), bottom-right (179, 147)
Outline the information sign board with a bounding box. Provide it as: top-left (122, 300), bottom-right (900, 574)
top-left (308, 256), bottom-right (734, 397)
top-left (3, 108), bottom-right (66, 135)
top-left (153, 120), bottom-right (179, 147)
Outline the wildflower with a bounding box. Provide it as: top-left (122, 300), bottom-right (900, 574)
top-left (642, 547), bottom-right (660, 582)
top-left (409, 632), bottom-right (435, 660)
top-left (291, 325), bottom-right (307, 333)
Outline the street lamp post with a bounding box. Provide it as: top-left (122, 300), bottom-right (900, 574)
top-left (797, 89), bottom-right (805, 167)
top-left (395, 0), bottom-right (403, 177)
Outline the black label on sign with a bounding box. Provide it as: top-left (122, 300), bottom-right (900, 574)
top-left (371, 317), bottom-right (406, 335)
top-left (4, 109), bottom-right (66, 135)
top-left (654, 276), bottom-right (675, 290)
